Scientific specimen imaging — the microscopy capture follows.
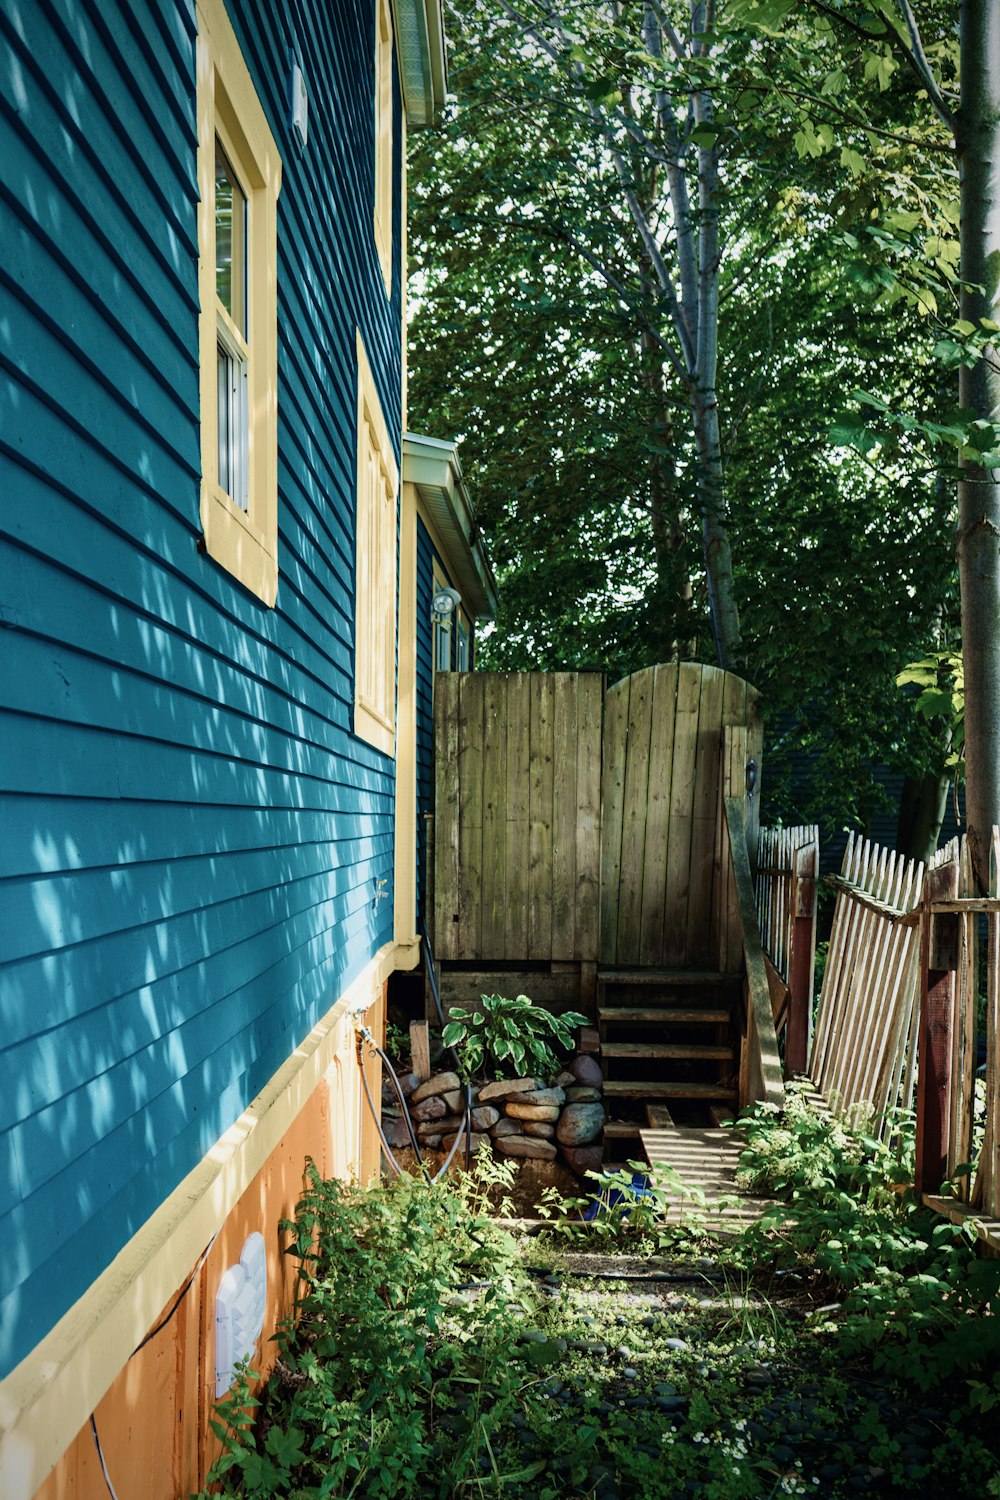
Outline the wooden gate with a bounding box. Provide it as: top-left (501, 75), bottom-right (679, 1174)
top-left (432, 671), bottom-right (603, 966)
top-left (599, 663), bottom-right (762, 970)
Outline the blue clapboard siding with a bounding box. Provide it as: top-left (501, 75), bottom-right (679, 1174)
top-left (0, 0), bottom-right (404, 1377)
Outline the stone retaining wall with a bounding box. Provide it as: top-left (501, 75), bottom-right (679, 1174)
top-left (382, 1053), bottom-right (605, 1177)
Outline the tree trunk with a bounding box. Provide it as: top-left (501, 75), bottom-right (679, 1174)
top-left (692, 385), bottom-right (742, 670)
top-left (895, 771), bottom-right (950, 864)
top-left (957, 0), bottom-right (1000, 890)
top-left (641, 332), bottom-right (693, 658)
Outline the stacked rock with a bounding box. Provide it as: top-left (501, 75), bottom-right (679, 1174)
top-left (381, 1052), bottom-right (605, 1177)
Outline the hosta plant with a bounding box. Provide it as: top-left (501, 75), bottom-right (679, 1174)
top-left (442, 992), bottom-right (586, 1082)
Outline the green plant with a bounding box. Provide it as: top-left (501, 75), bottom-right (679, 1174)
top-left (537, 1159), bottom-right (711, 1254)
top-left (196, 1156), bottom-right (538, 1499)
top-left (382, 1018), bottom-right (410, 1070)
top-left (727, 1086), bottom-right (1000, 1394)
top-left (441, 993), bottom-right (586, 1082)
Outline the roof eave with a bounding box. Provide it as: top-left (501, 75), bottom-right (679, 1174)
top-left (403, 433), bottom-right (499, 620)
top-left (394, 0), bottom-right (448, 128)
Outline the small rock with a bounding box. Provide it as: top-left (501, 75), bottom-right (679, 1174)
top-left (396, 1072), bottom-right (420, 1098)
top-left (471, 1105), bottom-right (501, 1131)
top-left (565, 1085), bottom-right (602, 1102)
top-left (495, 1136), bottom-right (558, 1160)
top-left (555, 1070), bottom-right (576, 1088)
top-left (656, 1395), bottom-right (686, 1412)
top-left (383, 1116), bottom-right (410, 1148)
top-left (506, 1101), bottom-right (561, 1122)
top-left (411, 1071), bottom-right (461, 1104)
top-left (556, 1101), bottom-right (605, 1146)
top-left (410, 1094), bottom-right (447, 1122)
top-left (560, 1144), bottom-right (604, 1176)
top-left (622, 1367), bottom-right (639, 1380)
top-left (418, 1116), bottom-right (464, 1139)
top-left (493, 1117), bottom-right (524, 1137)
top-left (442, 1090), bottom-right (465, 1113)
top-left (419, 1134), bottom-right (442, 1149)
top-left (663, 1337), bottom-right (690, 1353)
top-left (570, 1054), bottom-right (603, 1089)
top-left (441, 1131), bottom-right (486, 1154)
top-left (516, 1086), bottom-right (566, 1108)
top-left (477, 1077), bottom-right (540, 1103)
top-left (523, 1120), bottom-right (556, 1138)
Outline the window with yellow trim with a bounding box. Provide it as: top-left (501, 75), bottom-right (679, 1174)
top-left (373, 0), bottom-right (393, 294)
top-left (355, 334), bottom-right (398, 755)
top-left (196, 0), bottom-right (281, 606)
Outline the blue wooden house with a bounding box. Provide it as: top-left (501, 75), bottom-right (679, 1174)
top-left (0, 3), bottom-right (491, 1496)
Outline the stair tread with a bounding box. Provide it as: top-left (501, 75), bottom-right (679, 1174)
top-left (602, 1041), bottom-right (733, 1060)
top-left (603, 1080), bottom-right (738, 1100)
top-left (597, 968), bottom-right (737, 986)
top-left (599, 1005), bottom-right (732, 1024)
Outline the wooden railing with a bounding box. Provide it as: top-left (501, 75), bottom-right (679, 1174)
top-left (811, 834), bottom-right (925, 1132)
top-left (755, 824), bottom-right (819, 1075)
top-left (724, 797), bottom-right (785, 1110)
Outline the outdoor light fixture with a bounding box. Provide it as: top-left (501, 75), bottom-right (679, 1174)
top-left (746, 757), bottom-right (758, 799)
top-left (431, 586), bottom-right (462, 625)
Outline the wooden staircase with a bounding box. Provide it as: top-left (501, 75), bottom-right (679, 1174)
top-left (598, 968), bottom-right (741, 1156)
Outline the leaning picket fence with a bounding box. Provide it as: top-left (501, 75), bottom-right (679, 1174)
top-left (810, 834), bottom-right (926, 1129)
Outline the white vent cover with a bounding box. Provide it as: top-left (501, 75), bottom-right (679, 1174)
top-left (215, 1232), bottom-right (267, 1397)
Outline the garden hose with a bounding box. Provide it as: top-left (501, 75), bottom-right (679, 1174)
top-left (354, 1024), bottom-right (475, 1186)
top-left (356, 1029), bottom-right (405, 1178)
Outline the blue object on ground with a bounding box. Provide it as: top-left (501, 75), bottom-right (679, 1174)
top-left (583, 1171), bottom-right (657, 1220)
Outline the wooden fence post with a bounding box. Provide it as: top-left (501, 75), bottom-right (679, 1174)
top-left (785, 841), bottom-right (817, 1077)
top-left (915, 857), bottom-right (960, 1194)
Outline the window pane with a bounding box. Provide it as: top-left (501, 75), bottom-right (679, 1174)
top-left (215, 142), bottom-right (246, 333)
top-left (217, 340), bottom-right (232, 495)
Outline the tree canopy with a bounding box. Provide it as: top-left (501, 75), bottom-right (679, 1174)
top-left (407, 0), bottom-right (989, 847)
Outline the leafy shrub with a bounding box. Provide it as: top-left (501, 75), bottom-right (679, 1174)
top-left (729, 1085), bottom-right (1000, 1392)
top-left (196, 1154), bottom-right (534, 1499)
top-left (442, 992), bottom-right (586, 1081)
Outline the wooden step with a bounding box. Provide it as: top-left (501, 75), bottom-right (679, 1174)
top-left (602, 1041), bottom-right (733, 1061)
top-left (598, 968), bottom-right (735, 987)
top-left (603, 1080), bottom-right (738, 1101)
top-left (598, 1005), bottom-right (732, 1025)
top-left (603, 1119), bottom-right (645, 1140)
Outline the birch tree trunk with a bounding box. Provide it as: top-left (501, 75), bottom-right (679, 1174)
top-left (957, 0), bottom-right (1000, 888)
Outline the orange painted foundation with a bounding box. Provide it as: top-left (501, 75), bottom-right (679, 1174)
top-left (33, 994), bottom-right (384, 1500)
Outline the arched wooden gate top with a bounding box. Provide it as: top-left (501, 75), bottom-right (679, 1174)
top-left (599, 662), bottom-right (762, 971)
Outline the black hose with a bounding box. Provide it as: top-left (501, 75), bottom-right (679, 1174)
top-left (372, 1039), bottom-right (430, 1174)
top-left (359, 1038), bottom-right (404, 1177)
top-left (434, 1101), bottom-right (472, 1179)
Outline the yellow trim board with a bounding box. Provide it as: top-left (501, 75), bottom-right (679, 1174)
top-left (196, 0), bottom-right (282, 605)
top-left (0, 940), bottom-right (416, 1500)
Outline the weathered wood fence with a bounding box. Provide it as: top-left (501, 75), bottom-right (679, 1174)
top-left (912, 829), bottom-right (1000, 1222)
top-left (767, 825), bottom-right (1000, 1233)
top-left (755, 824), bottom-right (819, 1075)
top-left (600, 664), bottom-right (763, 970)
top-left (432, 663), bottom-right (763, 1014)
top-left (810, 834), bottom-right (925, 1127)
top-left (432, 671), bottom-right (603, 967)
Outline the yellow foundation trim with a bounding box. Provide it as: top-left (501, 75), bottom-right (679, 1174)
top-left (0, 940), bottom-right (415, 1500)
